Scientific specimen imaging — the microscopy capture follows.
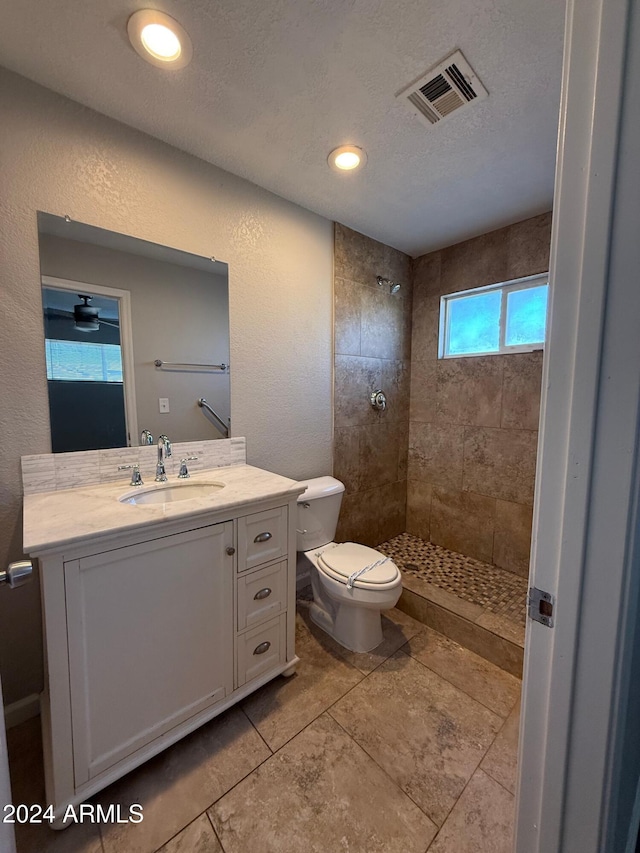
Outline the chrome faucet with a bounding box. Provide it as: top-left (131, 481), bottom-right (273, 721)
top-left (140, 429), bottom-right (153, 445)
top-left (155, 435), bottom-right (172, 482)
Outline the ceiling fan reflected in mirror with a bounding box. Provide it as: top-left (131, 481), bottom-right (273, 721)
top-left (46, 294), bottom-right (121, 333)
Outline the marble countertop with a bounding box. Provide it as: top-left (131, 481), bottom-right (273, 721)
top-left (24, 464), bottom-right (306, 554)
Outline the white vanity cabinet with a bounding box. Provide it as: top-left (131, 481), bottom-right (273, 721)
top-left (65, 521), bottom-right (235, 786)
top-left (31, 484), bottom-right (302, 827)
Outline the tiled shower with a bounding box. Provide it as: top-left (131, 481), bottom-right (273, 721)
top-left (333, 214), bottom-right (552, 667)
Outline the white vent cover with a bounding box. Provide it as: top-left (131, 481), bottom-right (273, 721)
top-left (397, 49), bottom-right (488, 128)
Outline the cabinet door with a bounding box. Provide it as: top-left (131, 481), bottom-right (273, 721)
top-left (65, 522), bottom-right (234, 785)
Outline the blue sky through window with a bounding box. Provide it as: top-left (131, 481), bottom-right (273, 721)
top-left (448, 290), bottom-right (501, 355)
top-left (442, 278), bottom-right (549, 357)
top-left (505, 285), bottom-right (548, 346)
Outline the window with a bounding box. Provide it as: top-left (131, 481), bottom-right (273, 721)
top-left (439, 273), bottom-right (549, 358)
top-left (45, 339), bottom-right (123, 382)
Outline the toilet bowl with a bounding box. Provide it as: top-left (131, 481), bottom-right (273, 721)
top-left (296, 477), bottom-right (402, 653)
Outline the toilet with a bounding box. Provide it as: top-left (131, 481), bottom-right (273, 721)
top-left (296, 476), bottom-right (402, 653)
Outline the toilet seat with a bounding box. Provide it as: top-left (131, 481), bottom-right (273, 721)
top-left (318, 542), bottom-right (400, 589)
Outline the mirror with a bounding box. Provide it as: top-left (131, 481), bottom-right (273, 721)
top-left (37, 212), bottom-right (230, 452)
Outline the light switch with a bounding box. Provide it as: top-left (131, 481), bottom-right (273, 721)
top-left (159, 398), bottom-right (170, 413)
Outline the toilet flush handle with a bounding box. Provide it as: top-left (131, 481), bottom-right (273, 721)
top-left (0, 561), bottom-right (33, 589)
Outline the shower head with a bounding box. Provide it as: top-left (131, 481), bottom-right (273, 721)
top-left (376, 275), bottom-right (402, 295)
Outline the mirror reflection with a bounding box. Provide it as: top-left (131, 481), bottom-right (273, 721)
top-left (37, 212), bottom-right (230, 452)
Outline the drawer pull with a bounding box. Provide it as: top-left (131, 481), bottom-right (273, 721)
top-left (253, 641), bottom-right (271, 655)
top-left (254, 531), bottom-right (272, 543)
top-left (226, 546), bottom-right (236, 556)
top-left (254, 587), bottom-right (272, 601)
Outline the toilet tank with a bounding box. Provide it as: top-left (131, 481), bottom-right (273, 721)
top-left (296, 476), bottom-right (345, 552)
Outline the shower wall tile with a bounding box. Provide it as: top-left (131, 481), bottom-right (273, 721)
top-left (336, 481), bottom-right (406, 548)
top-left (333, 224), bottom-right (411, 543)
top-left (334, 355), bottom-right (385, 428)
top-left (435, 357), bottom-right (503, 428)
top-left (410, 361), bottom-right (437, 423)
top-left (430, 487), bottom-right (496, 565)
top-left (463, 427), bottom-right (538, 505)
top-left (359, 422), bottom-right (401, 491)
top-left (440, 229), bottom-right (509, 297)
top-left (408, 423), bottom-right (464, 490)
top-left (410, 293), bottom-right (440, 364)
top-left (333, 426), bottom-right (361, 494)
top-left (335, 223), bottom-right (411, 295)
top-left (501, 352), bottom-right (543, 431)
top-left (379, 360), bottom-right (410, 423)
top-left (334, 277), bottom-right (361, 356)
top-left (412, 251), bottom-right (442, 296)
top-left (21, 438), bottom-right (246, 495)
top-left (493, 500), bottom-right (534, 577)
top-left (408, 213), bottom-right (550, 576)
top-left (506, 212), bottom-right (552, 279)
top-left (360, 285), bottom-right (406, 361)
top-left (407, 481), bottom-right (433, 541)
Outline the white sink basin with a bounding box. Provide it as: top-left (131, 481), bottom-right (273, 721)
top-left (120, 482), bottom-right (225, 506)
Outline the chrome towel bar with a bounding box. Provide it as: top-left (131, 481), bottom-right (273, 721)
top-left (154, 359), bottom-right (228, 371)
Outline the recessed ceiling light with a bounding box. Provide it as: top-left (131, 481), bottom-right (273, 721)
top-left (127, 10), bottom-right (193, 69)
top-left (328, 145), bottom-right (367, 172)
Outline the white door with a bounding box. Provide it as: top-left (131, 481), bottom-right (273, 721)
top-left (0, 675), bottom-right (17, 853)
top-left (516, 0), bottom-right (640, 850)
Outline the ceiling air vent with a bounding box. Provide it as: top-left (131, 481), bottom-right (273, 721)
top-left (397, 49), bottom-right (488, 128)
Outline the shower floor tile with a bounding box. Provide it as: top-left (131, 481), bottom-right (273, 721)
top-left (380, 533), bottom-right (527, 628)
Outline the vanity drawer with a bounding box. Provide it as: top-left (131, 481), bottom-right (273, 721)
top-left (237, 560), bottom-right (287, 631)
top-left (237, 506), bottom-right (288, 572)
top-left (236, 615), bottom-right (286, 687)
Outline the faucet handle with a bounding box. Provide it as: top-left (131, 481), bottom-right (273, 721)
top-left (178, 456), bottom-right (198, 479)
top-left (118, 463), bottom-right (144, 487)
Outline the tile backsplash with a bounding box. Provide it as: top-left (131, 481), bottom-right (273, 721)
top-left (21, 437), bottom-right (246, 496)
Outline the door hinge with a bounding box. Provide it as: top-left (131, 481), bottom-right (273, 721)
top-left (528, 587), bottom-right (555, 628)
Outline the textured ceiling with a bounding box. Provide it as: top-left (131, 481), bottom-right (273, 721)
top-left (0, 0), bottom-right (564, 256)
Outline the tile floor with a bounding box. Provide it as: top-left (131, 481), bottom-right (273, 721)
top-left (7, 598), bottom-right (520, 853)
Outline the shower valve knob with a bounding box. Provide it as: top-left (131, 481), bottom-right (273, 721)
top-left (370, 390), bottom-right (387, 411)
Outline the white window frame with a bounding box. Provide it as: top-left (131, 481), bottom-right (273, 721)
top-left (438, 271), bottom-right (549, 358)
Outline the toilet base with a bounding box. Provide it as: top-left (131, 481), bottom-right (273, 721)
top-left (310, 598), bottom-right (384, 653)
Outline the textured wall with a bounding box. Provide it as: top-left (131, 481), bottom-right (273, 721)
top-left (408, 213), bottom-right (552, 576)
top-left (333, 224), bottom-right (412, 546)
top-left (0, 68), bottom-right (333, 706)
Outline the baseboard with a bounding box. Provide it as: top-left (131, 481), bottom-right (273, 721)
top-left (4, 693), bottom-right (40, 729)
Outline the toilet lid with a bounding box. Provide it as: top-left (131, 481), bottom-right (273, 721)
top-left (318, 542), bottom-right (400, 586)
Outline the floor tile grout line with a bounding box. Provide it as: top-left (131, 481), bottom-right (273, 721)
top-left (205, 808), bottom-right (228, 852)
top-left (326, 709), bottom-right (442, 833)
top-left (240, 705), bottom-right (274, 756)
top-left (397, 642), bottom-right (520, 721)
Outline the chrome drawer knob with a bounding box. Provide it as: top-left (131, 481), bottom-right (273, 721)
top-left (254, 531), bottom-right (272, 543)
top-left (253, 641), bottom-right (271, 656)
top-left (254, 587), bottom-right (272, 601)
top-left (226, 546), bottom-right (236, 556)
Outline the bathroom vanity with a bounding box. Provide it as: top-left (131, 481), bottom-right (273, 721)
top-left (23, 461), bottom-right (304, 827)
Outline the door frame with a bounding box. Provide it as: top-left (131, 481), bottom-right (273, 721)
top-left (41, 275), bottom-right (139, 447)
top-left (516, 0), bottom-right (640, 849)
